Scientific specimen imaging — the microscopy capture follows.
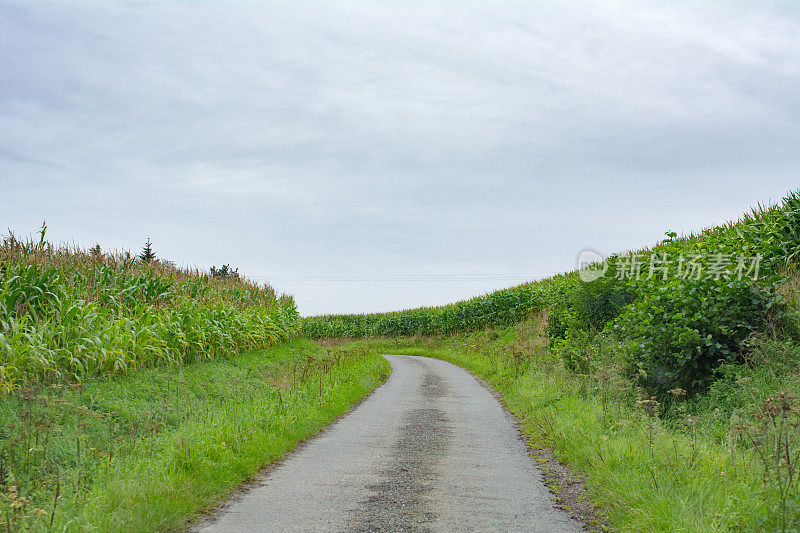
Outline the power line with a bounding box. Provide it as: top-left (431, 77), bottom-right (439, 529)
top-left (249, 272), bottom-right (562, 282)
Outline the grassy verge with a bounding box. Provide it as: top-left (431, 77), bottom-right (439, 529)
top-left (0, 339), bottom-right (390, 531)
top-left (354, 318), bottom-right (800, 532)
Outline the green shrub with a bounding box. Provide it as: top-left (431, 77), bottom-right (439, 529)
top-left (616, 276), bottom-right (777, 397)
top-left (575, 264), bottom-right (636, 329)
top-left (546, 303), bottom-right (572, 344)
top-left (547, 264), bottom-right (635, 351)
top-left (554, 327), bottom-right (596, 373)
top-left (610, 190), bottom-right (800, 400)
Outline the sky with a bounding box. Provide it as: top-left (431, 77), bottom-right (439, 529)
top-left (1, 1), bottom-right (798, 316)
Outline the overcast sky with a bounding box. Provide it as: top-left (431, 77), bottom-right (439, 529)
top-left (1, 1), bottom-right (798, 316)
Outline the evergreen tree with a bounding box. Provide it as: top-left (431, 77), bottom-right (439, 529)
top-left (139, 238), bottom-right (156, 263)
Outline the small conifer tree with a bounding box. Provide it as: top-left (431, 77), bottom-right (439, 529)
top-left (139, 238), bottom-right (156, 263)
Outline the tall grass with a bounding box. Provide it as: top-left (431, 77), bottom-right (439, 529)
top-left (0, 340), bottom-right (389, 531)
top-left (0, 232), bottom-right (299, 392)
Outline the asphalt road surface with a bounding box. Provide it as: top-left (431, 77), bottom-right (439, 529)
top-left (197, 354), bottom-right (582, 532)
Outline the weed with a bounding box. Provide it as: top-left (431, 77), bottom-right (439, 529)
top-left (737, 391), bottom-right (800, 532)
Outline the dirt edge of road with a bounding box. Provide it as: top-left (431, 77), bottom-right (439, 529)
top-left (468, 372), bottom-right (606, 532)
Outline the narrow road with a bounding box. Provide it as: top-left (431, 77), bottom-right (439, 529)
top-left (197, 355), bottom-right (582, 532)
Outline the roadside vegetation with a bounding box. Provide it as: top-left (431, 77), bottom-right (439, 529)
top-left (309, 190), bottom-right (800, 531)
top-left (5, 189), bottom-right (798, 531)
top-left (0, 339), bottom-right (389, 531)
top-left (0, 230), bottom-right (390, 531)
top-left (357, 317), bottom-right (799, 531)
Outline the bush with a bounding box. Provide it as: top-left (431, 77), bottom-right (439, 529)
top-left (211, 264), bottom-right (240, 279)
top-left (554, 327), bottom-right (596, 373)
top-left (546, 304), bottom-right (572, 344)
top-left (574, 270), bottom-right (637, 328)
top-left (547, 266), bottom-right (635, 344)
top-left (616, 276), bottom-right (778, 397)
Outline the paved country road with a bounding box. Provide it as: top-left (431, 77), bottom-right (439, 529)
top-left (196, 355), bottom-right (582, 532)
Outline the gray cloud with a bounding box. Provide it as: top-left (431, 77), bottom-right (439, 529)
top-left (1, 1), bottom-right (798, 315)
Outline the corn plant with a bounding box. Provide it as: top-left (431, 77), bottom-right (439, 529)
top-left (0, 234), bottom-right (299, 392)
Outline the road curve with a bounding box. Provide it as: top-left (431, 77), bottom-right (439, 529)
top-left (196, 355), bottom-right (582, 532)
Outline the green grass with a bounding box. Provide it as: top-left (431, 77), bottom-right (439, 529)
top-left (353, 318), bottom-right (800, 532)
top-left (0, 339), bottom-right (390, 531)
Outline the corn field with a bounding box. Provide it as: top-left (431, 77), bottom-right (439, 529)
top-left (0, 235), bottom-right (299, 392)
top-left (302, 276), bottom-right (577, 338)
